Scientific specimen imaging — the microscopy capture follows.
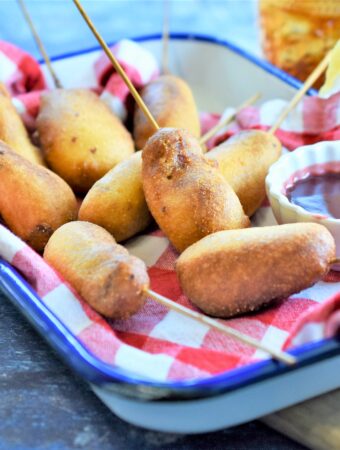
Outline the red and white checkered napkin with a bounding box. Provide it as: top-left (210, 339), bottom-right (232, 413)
top-left (201, 93), bottom-right (340, 151)
top-left (0, 39), bottom-right (339, 382)
top-left (1, 220), bottom-right (340, 381)
top-left (0, 39), bottom-right (159, 128)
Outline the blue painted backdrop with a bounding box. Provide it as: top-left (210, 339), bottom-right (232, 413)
top-left (0, 1), bottom-right (260, 60)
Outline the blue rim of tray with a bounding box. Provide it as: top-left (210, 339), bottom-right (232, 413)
top-left (42, 32), bottom-right (317, 96)
top-left (1, 258), bottom-right (339, 400)
top-left (1, 34), bottom-right (332, 400)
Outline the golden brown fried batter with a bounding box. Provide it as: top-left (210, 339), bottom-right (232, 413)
top-left (177, 223), bottom-right (335, 318)
top-left (79, 151), bottom-right (152, 242)
top-left (207, 130), bottom-right (282, 217)
top-left (44, 221), bottom-right (149, 319)
top-left (37, 89), bottom-right (135, 193)
top-left (134, 75), bottom-right (200, 149)
top-left (0, 141), bottom-right (77, 252)
top-left (142, 128), bottom-right (250, 252)
top-left (0, 83), bottom-right (44, 165)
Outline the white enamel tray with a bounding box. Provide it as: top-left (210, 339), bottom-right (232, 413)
top-left (3, 33), bottom-right (338, 434)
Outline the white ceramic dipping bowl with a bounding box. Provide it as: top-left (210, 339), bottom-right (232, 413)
top-left (266, 141), bottom-right (340, 269)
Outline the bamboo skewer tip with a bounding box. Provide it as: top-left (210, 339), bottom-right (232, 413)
top-left (199, 92), bottom-right (261, 145)
top-left (269, 50), bottom-right (332, 135)
top-left (73, 0), bottom-right (159, 132)
top-left (162, 0), bottom-right (170, 75)
top-left (17, 0), bottom-right (62, 89)
top-left (146, 288), bottom-right (296, 366)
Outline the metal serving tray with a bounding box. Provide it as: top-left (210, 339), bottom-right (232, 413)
top-left (1, 34), bottom-right (338, 433)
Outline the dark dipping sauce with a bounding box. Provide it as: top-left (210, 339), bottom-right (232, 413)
top-left (285, 162), bottom-right (340, 220)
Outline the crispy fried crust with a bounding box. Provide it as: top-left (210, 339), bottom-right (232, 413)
top-left (133, 75), bottom-right (200, 149)
top-left (0, 141), bottom-right (77, 252)
top-left (36, 89), bottom-right (135, 193)
top-left (142, 128), bottom-right (250, 252)
top-left (207, 130), bottom-right (282, 216)
top-left (0, 83), bottom-right (44, 165)
top-left (176, 223), bottom-right (336, 318)
top-left (44, 221), bottom-right (150, 319)
top-left (79, 151), bottom-right (152, 242)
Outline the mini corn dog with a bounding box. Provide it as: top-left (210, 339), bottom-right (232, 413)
top-left (206, 130), bottom-right (282, 217)
top-left (142, 128), bottom-right (250, 252)
top-left (79, 151), bottom-right (152, 242)
top-left (0, 83), bottom-right (44, 165)
top-left (133, 75), bottom-right (200, 149)
top-left (0, 141), bottom-right (77, 252)
top-left (44, 221), bottom-right (149, 319)
top-left (176, 223), bottom-right (336, 318)
top-left (36, 89), bottom-right (135, 193)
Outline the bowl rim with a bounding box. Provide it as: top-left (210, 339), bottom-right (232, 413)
top-left (266, 141), bottom-right (340, 225)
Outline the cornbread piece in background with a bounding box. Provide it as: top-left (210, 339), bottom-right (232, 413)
top-left (259, 0), bottom-right (340, 88)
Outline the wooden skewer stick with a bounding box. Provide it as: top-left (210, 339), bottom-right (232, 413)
top-left (332, 258), bottom-right (340, 265)
top-left (17, 0), bottom-right (62, 89)
top-left (146, 288), bottom-right (296, 365)
top-left (199, 92), bottom-right (261, 145)
top-left (162, 0), bottom-right (170, 74)
top-left (269, 51), bottom-right (332, 135)
top-left (73, 0), bottom-right (159, 132)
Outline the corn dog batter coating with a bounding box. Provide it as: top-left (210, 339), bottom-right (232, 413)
top-left (37, 89), bottom-right (135, 193)
top-left (207, 130), bottom-right (282, 217)
top-left (176, 223), bottom-right (335, 318)
top-left (44, 221), bottom-right (149, 319)
top-left (79, 151), bottom-right (152, 242)
top-left (134, 75), bottom-right (200, 149)
top-left (0, 83), bottom-right (44, 165)
top-left (0, 141), bottom-right (77, 252)
top-left (142, 128), bottom-right (250, 252)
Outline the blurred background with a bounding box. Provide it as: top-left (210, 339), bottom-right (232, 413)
top-left (1, 1), bottom-right (339, 92)
top-left (0, 0), bottom-right (260, 60)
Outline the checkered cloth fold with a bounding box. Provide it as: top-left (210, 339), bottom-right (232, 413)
top-left (0, 40), bottom-right (339, 381)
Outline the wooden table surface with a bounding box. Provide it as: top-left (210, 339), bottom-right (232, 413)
top-left (0, 291), bottom-right (307, 450)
